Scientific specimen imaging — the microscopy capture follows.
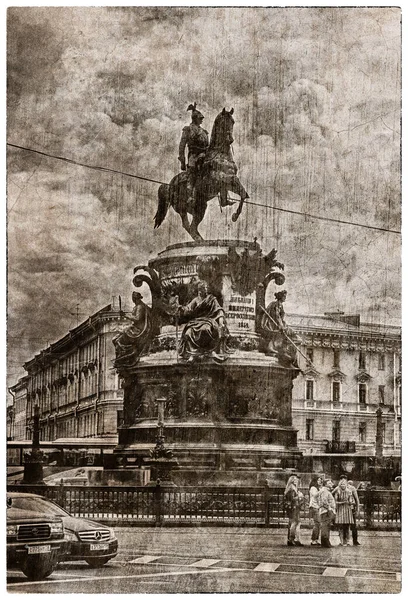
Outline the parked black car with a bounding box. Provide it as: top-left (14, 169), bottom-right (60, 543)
top-left (7, 496), bottom-right (66, 580)
top-left (7, 492), bottom-right (118, 568)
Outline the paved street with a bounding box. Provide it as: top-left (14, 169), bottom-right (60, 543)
top-left (7, 527), bottom-right (401, 594)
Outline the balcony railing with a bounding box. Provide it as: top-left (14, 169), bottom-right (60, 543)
top-left (325, 440), bottom-right (356, 453)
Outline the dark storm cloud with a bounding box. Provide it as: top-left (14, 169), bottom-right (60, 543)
top-left (16, 255), bottom-right (66, 274)
top-left (7, 9), bottom-right (63, 111)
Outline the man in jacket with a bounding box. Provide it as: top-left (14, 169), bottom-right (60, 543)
top-left (348, 480), bottom-right (361, 545)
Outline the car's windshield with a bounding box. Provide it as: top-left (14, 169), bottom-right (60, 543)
top-left (8, 496), bottom-right (69, 517)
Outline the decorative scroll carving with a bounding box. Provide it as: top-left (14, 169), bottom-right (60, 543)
top-left (133, 265), bottom-right (175, 333)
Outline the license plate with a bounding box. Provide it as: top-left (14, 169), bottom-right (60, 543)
top-left (90, 543), bottom-right (109, 551)
top-left (27, 545), bottom-right (51, 555)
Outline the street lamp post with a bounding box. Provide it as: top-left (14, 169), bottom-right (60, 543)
top-left (145, 397), bottom-right (178, 486)
top-left (22, 405), bottom-right (45, 485)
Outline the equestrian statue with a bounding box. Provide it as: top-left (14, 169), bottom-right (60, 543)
top-left (154, 104), bottom-right (249, 241)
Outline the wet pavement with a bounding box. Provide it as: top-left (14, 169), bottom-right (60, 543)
top-left (8, 526), bottom-right (401, 594)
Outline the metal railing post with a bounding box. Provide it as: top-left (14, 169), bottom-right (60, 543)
top-left (264, 482), bottom-right (271, 527)
top-left (154, 481), bottom-right (162, 525)
top-left (56, 479), bottom-right (65, 510)
top-left (364, 489), bottom-right (373, 528)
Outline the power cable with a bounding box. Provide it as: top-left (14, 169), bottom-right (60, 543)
top-left (7, 142), bottom-right (401, 235)
top-left (7, 142), bottom-right (164, 185)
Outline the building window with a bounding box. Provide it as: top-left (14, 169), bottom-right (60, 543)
top-left (306, 347), bottom-right (314, 363)
top-left (332, 381), bottom-right (341, 404)
top-left (333, 349), bottom-right (340, 368)
top-left (332, 420), bottom-right (341, 442)
top-left (306, 380), bottom-right (314, 401)
top-left (306, 418), bottom-right (314, 441)
top-left (359, 422), bottom-right (367, 443)
top-left (359, 351), bottom-right (366, 370)
top-left (359, 383), bottom-right (367, 404)
top-left (378, 385), bottom-right (385, 405)
top-left (378, 354), bottom-right (385, 370)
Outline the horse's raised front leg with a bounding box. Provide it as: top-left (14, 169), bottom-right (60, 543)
top-left (230, 176), bottom-right (249, 222)
top-left (219, 188), bottom-right (234, 208)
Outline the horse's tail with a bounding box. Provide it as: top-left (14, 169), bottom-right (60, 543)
top-left (154, 184), bottom-right (170, 229)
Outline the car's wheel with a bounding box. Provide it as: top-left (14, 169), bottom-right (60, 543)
top-left (85, 557), bottom-right (111, 568)
top-left (21, 557), bottom-right (56, 580)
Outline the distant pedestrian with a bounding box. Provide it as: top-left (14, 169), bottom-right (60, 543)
top-left (347, 480), bottom-right (361, 546)
top-left (309, 475), bottom-right (323, 545)
top-left (333, 475), bottom-right (355, 546)
top-left (318, 479), bottom-right (336, 547)
top-left (284, 474), bottom-right (304, 546)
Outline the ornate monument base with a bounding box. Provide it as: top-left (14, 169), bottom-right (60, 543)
top-left (114, 240), bottom-right (301, 485)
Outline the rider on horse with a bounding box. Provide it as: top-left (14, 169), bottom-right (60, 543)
top-left (178, 103), bottom-right (232, 208)
top-left (178, 103), bottom-right (209, 207)
top-left (155, 106), bottom-right (248, 240)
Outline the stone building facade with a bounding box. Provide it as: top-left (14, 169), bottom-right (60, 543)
top-left (10, 305), bottom-right (124, 442)
top-left (8, 375), bottom-right (29, 440)
top-left (289, 313), bottom-right (401, 476)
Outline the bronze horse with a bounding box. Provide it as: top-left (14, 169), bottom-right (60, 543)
top-left (154, 108), bottom-right (249, 241)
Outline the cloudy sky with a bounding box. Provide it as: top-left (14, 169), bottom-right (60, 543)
top-left (6, 6), bottom-right (401, 388)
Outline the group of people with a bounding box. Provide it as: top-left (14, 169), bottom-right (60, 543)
top-left (284, 474), bottom-right (360, 548)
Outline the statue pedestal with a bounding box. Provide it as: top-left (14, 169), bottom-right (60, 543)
top-left (114, 240), bottom-right (301, 485)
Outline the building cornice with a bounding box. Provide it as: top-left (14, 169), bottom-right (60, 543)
top-left (294, 330), bottom-right (400, 353)
top-left (24, 305), bottom-right (123, 372)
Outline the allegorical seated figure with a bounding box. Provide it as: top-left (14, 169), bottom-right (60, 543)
top-left (260, 290), bottom-right (300, 368)
top-left (113, 291), bottom-right (153, 370)
top-left (178, 281), bottom-right (230, 363)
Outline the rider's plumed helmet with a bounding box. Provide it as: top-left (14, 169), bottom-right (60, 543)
top-left (187, 102), bottom-right (204, 120)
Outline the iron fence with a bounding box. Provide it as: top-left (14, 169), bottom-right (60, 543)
top-left (7, 483), bottom-right (401, 529)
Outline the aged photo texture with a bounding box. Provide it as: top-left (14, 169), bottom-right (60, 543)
top-left (6, 6), bottom-right (401, 594)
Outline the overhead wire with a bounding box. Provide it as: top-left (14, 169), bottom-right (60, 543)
top-left (7, 142), bottom-right (401, 235)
